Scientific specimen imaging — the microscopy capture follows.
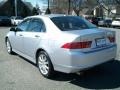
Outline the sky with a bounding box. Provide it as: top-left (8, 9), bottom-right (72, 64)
top-left (0, 0), bottom-right (48, 8)
top-left (23, 0), bottom-right (48, 7)
top-left (23, 0), bottom-right (39, 6)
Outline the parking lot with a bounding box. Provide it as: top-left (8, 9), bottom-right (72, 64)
top-left (0, 27), bottom-right (120, 90)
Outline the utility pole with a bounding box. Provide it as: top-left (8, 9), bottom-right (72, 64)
top-left (68, 0), bottom-right (71, 15)
top-left (15, 0), bottom-right (17, 17)
top-left (45, 0), bottom-right (51, 14)
top-left (48, 0), bottom-right (50, 9)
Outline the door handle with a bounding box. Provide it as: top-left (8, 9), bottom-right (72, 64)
top-left (35, 35), bottom-right (40, 38)
top-left (19, 34), bottom-right (23, 36)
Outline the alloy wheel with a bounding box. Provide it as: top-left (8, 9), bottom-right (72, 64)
top-left (38, 54), bottom-right (49, 75)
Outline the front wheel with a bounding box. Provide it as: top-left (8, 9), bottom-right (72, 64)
top-left (37, 51), bottom-right (55, 78)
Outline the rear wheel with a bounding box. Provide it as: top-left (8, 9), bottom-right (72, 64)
top-left (6, 38), bottom-right (13, 54)
top-left (37, 51), bottom-right (55, 78)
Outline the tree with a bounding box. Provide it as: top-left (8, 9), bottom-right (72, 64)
top-left (45, 8), bottom-right (51, 14)
top-left (35, 3), bottom-right (42, 15)
top-left (115, 0), bottom-right (120, 16)
top-left (51, 0), bottom-right (69, 14)
top-left (96, 0), bottom-right (117, 17)
top-left (115, 0), bottom-right (120, 4)
top-left (71, 0), bottom-right (85, 16)
top-left (32, 7), bottom-right (39, 15)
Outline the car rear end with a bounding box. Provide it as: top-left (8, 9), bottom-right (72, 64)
top-left (104, 19), bottom-right (112, 27)
top-left (57, 29), bottom-right (116, 73)
top-left (98, 20), bottom-right (104, 26)
top-left (112, 18), bottom-right (120, 27)
top-left (50, 16), bottom-right (116, 73)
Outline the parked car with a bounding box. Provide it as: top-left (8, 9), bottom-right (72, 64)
top-left (11, 16), bottom-right (23, 25)
top-left (0, 16), bottom-right (11, 26)
top-left (5, 14), bottom-right (116, 78)
top-left (91, 17), bottom-right (103, 26)
top-left (112, 18), bottom-right (120, 28)
top-left (98, 19), bottom-right (112, 27)
top-left (85, 16), bottom-right (93, 23)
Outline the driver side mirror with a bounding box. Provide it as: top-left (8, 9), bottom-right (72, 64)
top-left (10, 27), bottom-right (16, 32)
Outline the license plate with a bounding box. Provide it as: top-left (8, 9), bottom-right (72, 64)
top-left (96, 38), bottom-right (106, 46)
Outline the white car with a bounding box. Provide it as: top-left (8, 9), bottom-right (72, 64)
top-left (98, 19), bottom-right (112, 27)
top-left (5, 14), bottom-right (116, 78)
top-left (11, 16), bottom-right (23, 25)
top-left (112, 18), bottom-right (120, 28)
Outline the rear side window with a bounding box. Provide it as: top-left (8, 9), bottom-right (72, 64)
top-left (51, 16), bottom-right (97, 31)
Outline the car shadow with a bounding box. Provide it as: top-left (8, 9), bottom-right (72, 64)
top-left (53, 60), bottom-right (120, 89)
top-left (17, 55), bottom-right (120, 89)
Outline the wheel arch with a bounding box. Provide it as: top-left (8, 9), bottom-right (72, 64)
top-left (36, 48), bottom-right (45, 63)
top-left (5, 36), bottom-right (8, 43)
top-left (35, 48), bottom-right (54, 69)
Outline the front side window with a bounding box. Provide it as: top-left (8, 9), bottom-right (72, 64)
top-left (17, 19), bottom-right (30, 31)
top-left (51, 16), bottom-right (97, 31)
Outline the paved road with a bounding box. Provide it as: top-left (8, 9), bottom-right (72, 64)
top-left (0, 27), bottom-right (120, 90)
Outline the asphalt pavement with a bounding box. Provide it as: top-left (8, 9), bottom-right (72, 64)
top-left (0, 27), bottom-right (120, 90)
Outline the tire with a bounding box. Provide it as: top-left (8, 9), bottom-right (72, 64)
top-left (37, 51), bottom-right (55, 78)
top-left (112, 26), bottom-right (115, 28)
top-left (6, 38), bottom-right (13, 54)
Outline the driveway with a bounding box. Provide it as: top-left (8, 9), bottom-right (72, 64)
top-left (0, 27), bottom-right (120, 90)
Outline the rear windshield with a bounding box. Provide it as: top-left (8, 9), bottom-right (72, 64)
top-left (51, 16), bottom-right (97, 31)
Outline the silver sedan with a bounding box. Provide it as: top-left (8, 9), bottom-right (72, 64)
top-left (5, 14), bottom-right (117, 78)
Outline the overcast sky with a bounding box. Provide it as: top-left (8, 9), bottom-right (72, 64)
top-left (0, 0), bottom-right (48, 7)
top-left (23, 0), bottom-right (48, 7)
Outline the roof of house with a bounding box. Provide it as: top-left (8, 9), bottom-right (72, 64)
top-left (24, 1), bottom-right (33, 10)
top-left (0, 1), bottom-right (6, 7)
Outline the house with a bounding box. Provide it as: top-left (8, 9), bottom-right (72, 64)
top-left (0, 0), bottom-right (33, 17)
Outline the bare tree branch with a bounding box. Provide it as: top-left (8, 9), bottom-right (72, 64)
top-left (115, 0), bottom-right (120, 4)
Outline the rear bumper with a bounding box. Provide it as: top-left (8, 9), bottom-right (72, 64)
top-left (54, 45), bottom-right (116, 73)
top-left (112, 24), bottom-right (120, 27)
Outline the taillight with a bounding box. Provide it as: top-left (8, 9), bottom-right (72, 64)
top-left (107, 32), bottom-right (115, 43)
top-left (61, 41), bottom-right (92, 49)
top-left (89, 20), bottom-right (93, 23)
top-left (108, 37), bottom-right (115, 43)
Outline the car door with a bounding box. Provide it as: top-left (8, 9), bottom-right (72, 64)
top-left (23, 18), bottom-right (46, 62)
top-left (11, 19), bottom-right (30, 53)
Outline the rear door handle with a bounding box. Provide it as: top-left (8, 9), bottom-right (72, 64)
top-left (35, 35), bottom-right (40, 38)
top-left (19, 34), bottom-right (23, 36)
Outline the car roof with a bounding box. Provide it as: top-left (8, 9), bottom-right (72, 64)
top-left (25, 14), bottom-right (69, 20)
top-left (43, 14), bottom-right (67, 18)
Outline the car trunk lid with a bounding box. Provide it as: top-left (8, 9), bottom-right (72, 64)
top-left (62, 28), bottom-right (115, 52)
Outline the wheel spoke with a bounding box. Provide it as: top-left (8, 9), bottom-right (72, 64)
top-left (42, 65), bottom-right (48, 74)
top-left (39, 56), bottom-right (43, 61)
top-left (44, 65), bottom-right (49, 70)
top-left (6, 40), bottom-right (11, 53)
top-left (44, 61), bottom-right (48, 65)
top-left (38, 61), bottom-right (43, 65)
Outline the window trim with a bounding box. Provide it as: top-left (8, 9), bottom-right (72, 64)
top-left (29, 18), bottom-right (46, 33)
top-left (16, 18), bottom-right (31, 32)
top-left (16, 17), bottom-right (46, 32)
